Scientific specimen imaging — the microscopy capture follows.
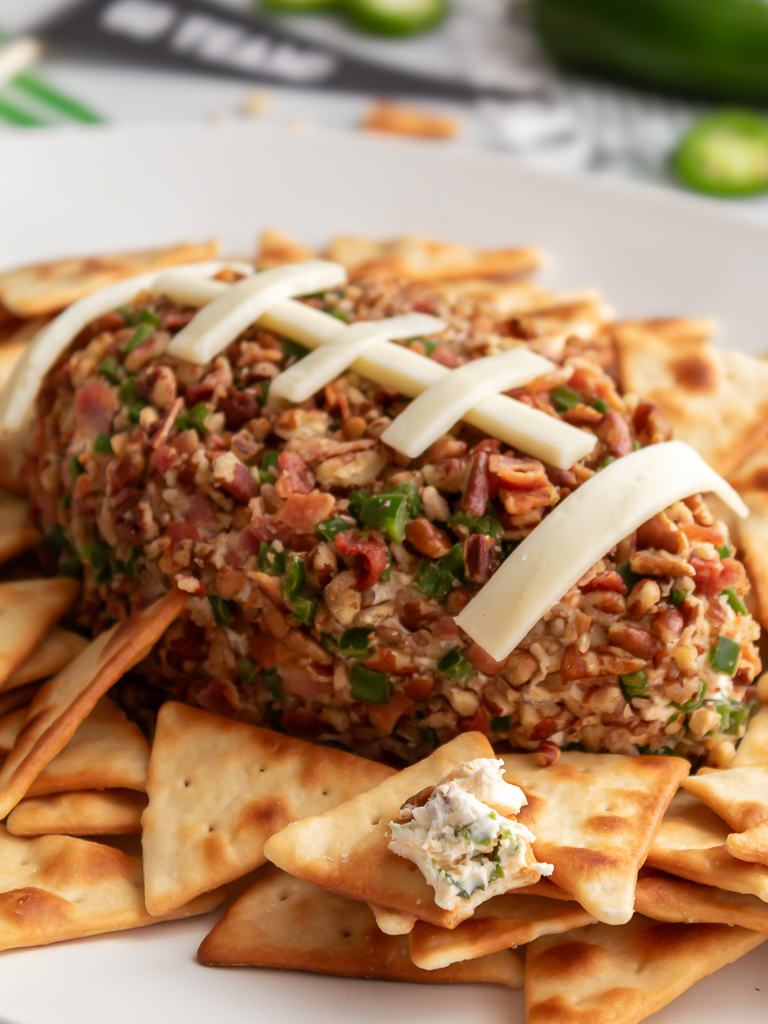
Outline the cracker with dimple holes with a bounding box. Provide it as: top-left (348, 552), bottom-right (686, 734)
top-left (501, 751), bottom-right (689, 925)
top-left (0, 578), bottom-right (80, 690)
top-left (0, 239), bottom-right (219, 317)
top-left (326, 235), bottom-right (542, 282)
top-left (524, 915), bottom-right (766, 1024)
top-left (264, 733), bottom-right (519, 929)
top-left (683, 762), bottom-right (768, 831)
top-left (615, 322), bottom-right (768, 476)
top-left (0, 493), bottom-right (39, 567)
top-left (409, 890), bottom-right (595, 971)
top-left (0, 825), bottom-right (222, 951)
top-left (0, 696), bottom-right (149, 796)
top-left (7, 789), bottom-right (147, 837)
top-left (727, 820), bottom-right (768, 867)
top-left (647, 791), bottom-right (768, 899)
top-left (635, 869), bottom-right (768, 931)
top-left (0, 589), bottom-right (185, 819)
top-left (198, 864), bottom-right (523, 988)
top-left (141, 701), bottom-right (394, 916)
top-left (4, 627), bottom-right (89, 691)
top-left (732, 704), bottom-right (768, 766)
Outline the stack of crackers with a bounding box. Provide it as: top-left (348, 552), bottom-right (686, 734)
top-left (3, 232), bottom-right (768, 1023)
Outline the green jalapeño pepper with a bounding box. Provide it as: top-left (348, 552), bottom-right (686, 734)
top-left (531, 0), bottom-right (768, 104)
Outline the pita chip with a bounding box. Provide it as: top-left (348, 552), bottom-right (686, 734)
top-left (0, 493), bottom-right (39, 567)
top-left (256, 229), bottom-right (317, 268)
top-left (4, 627), bottom-right (89, 690)
top-left (733, 495), bottom-right (768, 629)
top-left (615, 323), bottom-right (768, 476)
top-left (326, 235), bottom-right (542, 282)
top-left (0, 588), bottom-right (185, 819)
top-left (6, 789), bottom-right (147, 837)
top-left (0, 577), bottom-right (80, 689)
top-left (647, 791), bottom-right (768, 899)
top-left (525, 916), bottom-right (765, 1024)
top-left (409, 892), bottom-right (595, 971)
top-left (198, 864), bottom-right (523, 988)
top-left (502, 751), bottom-right (689, 925)
top-left (142, 701), bottom-right (394, 916)
top-left (0, 681), bottom-right (37, 718)
top-left (0, 826), bottom-right (222, 951)
top-left (635, 869), bottom-right (768, 930)
top-left (683, 762), bottom-right (768, 831)
top-left (263, 733), bottom-right (513, 929)
top-left (0, 240), bottom-right (219, 317)
top-left (733, 704), bottom-right (768, 765)
top-left (727, 820), bottom-right (768, 867)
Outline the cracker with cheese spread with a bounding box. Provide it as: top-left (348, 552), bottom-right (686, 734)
top-left (198, 863), bottom-right (524, 988)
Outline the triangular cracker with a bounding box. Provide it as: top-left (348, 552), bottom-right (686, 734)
top-left (0, 493), bottom-right (39, 567)
top-left (198, 864), bottom-right (523, 988)
top-left (0, 240), bottom-right (219, 317)
top-left (733, 704), bottom-right (768, 766)
top-left (502, 751), bottom-right (689, 925)
top-left (0, 589), bottom-right (185, 818)
top-left (635, 869), bottom-right (768, 930)
top-left (6, 789), bottom-right (147, 836)
top-left (0, 578), bottom-right (80, 689)
top-left (0, 681), bottom-right (37, 718)
top-left (615, 323), bottom-right (768, 476)
top-left (326, 234), bottom-right (541, 282)
top-left (525, 916), bottom-right (765, 1024)
top-left (0, 696), bottom-right (149, 797)
top-left (732, 492), bottom-right (768, 629)
top-left (683, 762), bottom-right (768, 831)
top-left (263, 733), bottom-right (498, 929)
top-left (727, 820), bottom-right (768, 867)
top-left (255, 229), bottom-right (317, 268)
top-left (0, 825), bottom-right (222, 950)
top-left (409, 892), bottom-right (595, 971)
top-left (142, 702), bottom-right (394, 916)
top-left (647, 791), bottom-right (768, 899)
top-left (4, 627), bottom-right (89, 690)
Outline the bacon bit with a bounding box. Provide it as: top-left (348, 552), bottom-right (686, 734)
top-left (596, 410), bottom-right (633, 458)
top-left (106, 454), bottom-right (143, 494)
top-left (530, 716), bottom-right (563, 741)
top-left (275, 492), bottom-right (335, 532)
top-left (150, 397), bottom-right (184, 450)
top-left (488, 454), bottom-right (550, 492)
top-left (562, 404), bottom-right (603, 426)
top-left (464, 534), bottom-right (498, 584)
top-left (334, 529), bottom-right (388, 590)
top-left (465, 642), bottom-right (505, 675)
top-left (431, 345), bottom-right (465, 369)
top-left (499, 485), bottom-right (558, 516)
top-left (680, 523), bottom-right (725, 547)
top-left (458, 708), bottom-right (489, 735)
top-left (462, 449), bottom-right (490, 516)
top-left (367, 690), bottom-right (414, 735)
top-left (167, 521), bottom-right (198, 549)
top-left (212, 452), bottom-right (256, 503)
top-left (162, 309), bottom-right (195, 331)
top-left (280, 661), bottom-right (334, 702)
top-left (692, 556), bottom-right (745, 595)
top-left (275, 451), bottom-right (314, 497)
top-left (219, 387), bottom-right (260, 429)
top-left (74, 378), bottom-right (118, 434)
top-left (403, 675), bottom-right (434, 701)
top-left (581, 571), bottom-right (627, 595)
top-left (535, 740), bottom-right (561, 766)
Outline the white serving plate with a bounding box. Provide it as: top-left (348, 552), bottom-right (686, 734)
top-left (0, 122), bottom-right (767, 1024)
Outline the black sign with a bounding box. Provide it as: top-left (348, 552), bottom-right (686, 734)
top-left (39, 0), bottom-right (533, 101)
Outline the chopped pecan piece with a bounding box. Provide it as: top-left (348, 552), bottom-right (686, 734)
top-left (405, 517), bottom-right (452, 559)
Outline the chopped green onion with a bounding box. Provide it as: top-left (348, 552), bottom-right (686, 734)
top-left (122, 319), bottom-right (157, 355)
top-left (94, 433), bottom-right (113, 455)
top-left (317, 517), bottom-right (352, 542)
top-left (551, 385), bottom-right (584, 412)
top-left (60, 493), bottom-right (72, 511)
top-left (723, 588), bottom-right (748, 615)
top-left (338, 627), bottom-right (374, 657)
top-left (281, 554), bottom-right (306, 602)
top-left (113, 546), bottom-right (141, 579)
top-left (257, 542), bottom-right (287, 576)
top-left (669, 589), bottom-right (688, 607)
top-left (709, 699), bottom-right (754, 736)
top-left (329, 309), bottom-right (350, 322)
top-left (259, 451), bottom-right (280, 485)
top-left (68, 457), bottom-right (84, 481)
top-left (413, 543), bottom-right (465, 600)
top-left (617, 561), bottom-right (642, 593)
top-left (349, 663), bottom-right (391, 704)
top-left (209, 594), bottom-right (235, 626)
top-left (600, 455), bottom-right (617, 470)
top-left (188, 402), bottom-right (210, 434)
top-left (261, 667), bottom-right (285, 700)
top-left (448, 510), bottom-right (503, 541)
top-left (81, 540), bottom-right (111, 583)
top-left (44, 524), bottom-right (67, 556)
top-left (98, 356), bottom-right (122, 385)
top-left (592, 399), bottom-right (609, 414)
top-left (290, 596), bottom-right (316, 625)
top-left (491, 715), bottom-right (511, 733)
top-left (672, 679), bottom-right (707, 714)
top-left (390, 482), bottom-right (423, 518)
top-left (717, 539), bottom-right (733, 559)
top-left (359, 492), bottom-right (411, 543)
top-left (117, 378), bottom-right (146, 424)
top-left (347, 490), bottom-right (370, 522)
top-left (281, 338), bottom-right (310, 362)
top-left (437, 649), bottom-right (474, 683)
top-left (619, 670), bottom-right (651, 700)
top-left (708, 637), bottom-right (741, 676)
top-left (59, 554), bottom-right (82, 578)
top-left (418, 724), bottom-right (439, 749)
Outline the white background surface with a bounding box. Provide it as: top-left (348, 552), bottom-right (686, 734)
top-left (0, 122), bottom-right (767, 1023)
